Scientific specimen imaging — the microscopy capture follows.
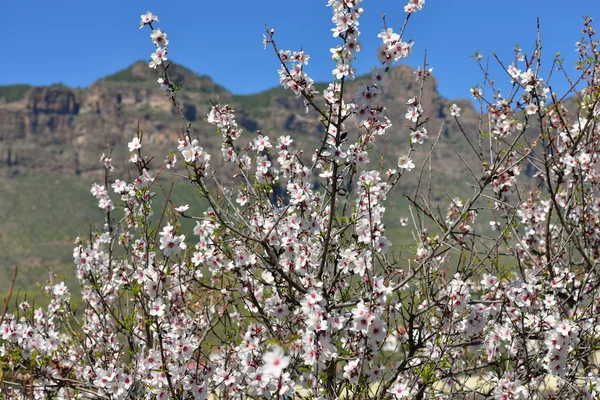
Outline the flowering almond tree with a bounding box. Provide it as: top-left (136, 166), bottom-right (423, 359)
top-left (2, 1), bottom-right (600, 399)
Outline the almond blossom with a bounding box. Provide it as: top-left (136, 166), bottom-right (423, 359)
top-left (3, 4), bottom-right (600, 400)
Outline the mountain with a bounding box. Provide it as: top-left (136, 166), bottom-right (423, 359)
top-left (0, 62), bottom-right (231, 177)
top-left (0, 61), bottom-right (480, 182)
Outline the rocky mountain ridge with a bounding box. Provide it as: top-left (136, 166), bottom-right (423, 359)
top-left (0, 61), bottom-right (480, 186)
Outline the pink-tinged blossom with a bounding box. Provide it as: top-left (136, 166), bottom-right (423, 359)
top-left (405, 105), bottom-right (422, 122)
top-left (525, 102), bottom-right (538, 115)
top-left (149, 47), bottom-right (167, 69)
top-left (414, 66), bottom-right (433, 80)
top-left (481, 273), bottom-right (499, 289)
top-left (150, 29), bottom-right (168, 47)
top-left (492, 372), bottom-right (528, 399)
top-left (262, 345), bottom-right (290, 377)
top-left (398, 155), bottom-right (415, 171)
top-left (450, 103), bottom-right (461, 117)
top-left (388, 380), bottom-right (410, 398)
top-left (404, 0), bottom-right (425, 13)
top-left (139, 11), bottom-right (158, 29)
top-left (51, 282), bottom-right (69, 300)
top-left (128, 137), bottom-right (142, 152)
top-left (236, 192), bottom-right (249, 206)
top-left (410, 127), bottom-right (427, 144)
top-left (148, 298), bottom-right (166, 317)
top-left (333, 63), bottom-right (355, 79)
top-left (371, 66), bottom-right (388, 86)
top-left (377, 35), bottom-right (414, 67)
top-left (111, 179), bottom-right (127, 194)
top-left (278, 135), bottom-right (293, 147)
top-left (159, 224), bottom-right (187, 256)
top-left (129, 152), bottom-right (140, 163)
top-left (253, 134), bottom-right (272, 152)
top-left (100, 153), bottom-right (114, 171)
top-left (164, 153), bottom-right (176, 169)
top-left (175, 204), bottom-right (189, 213)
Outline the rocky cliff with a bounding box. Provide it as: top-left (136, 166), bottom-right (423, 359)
top-left (0, 61), bottom-right (481, 186)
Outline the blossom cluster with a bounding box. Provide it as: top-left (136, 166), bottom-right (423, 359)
top-left (3, 4), bottom-right (600, 400)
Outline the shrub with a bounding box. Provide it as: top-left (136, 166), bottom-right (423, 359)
top-left (2, 2), bottom-right (600, 399)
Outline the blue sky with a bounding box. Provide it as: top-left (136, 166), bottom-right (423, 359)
top-left (4, 1), bottom-right (599, 101)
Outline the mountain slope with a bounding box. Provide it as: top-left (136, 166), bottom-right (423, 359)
top-left (0, 61), bottom-right (480, 179)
